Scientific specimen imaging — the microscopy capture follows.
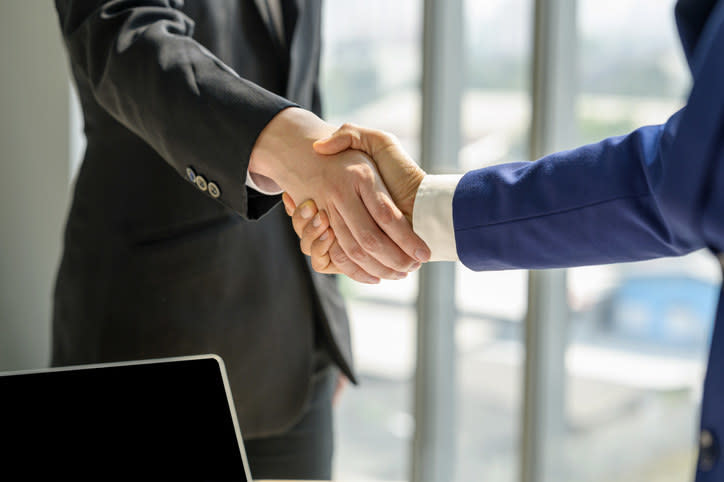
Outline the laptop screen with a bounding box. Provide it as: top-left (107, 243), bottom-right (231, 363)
top-left (0, 355), bottom-right (251, 481)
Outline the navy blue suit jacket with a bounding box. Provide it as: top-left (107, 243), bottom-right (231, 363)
top-left (451, 0), bottom-right (724, 478)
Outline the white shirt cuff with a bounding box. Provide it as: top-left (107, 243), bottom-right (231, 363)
top-left (246, 169), bottom-right (283, 196)
top-left (412, 174), bottom-right (462, 262)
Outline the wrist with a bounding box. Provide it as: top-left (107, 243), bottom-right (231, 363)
top-left (249, 107), bottom-right (336, 189)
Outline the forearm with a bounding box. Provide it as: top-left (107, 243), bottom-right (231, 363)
top-left (450, 117), bottom-right (703, 270)
top-left (57, 0), bottom-right (294, 218)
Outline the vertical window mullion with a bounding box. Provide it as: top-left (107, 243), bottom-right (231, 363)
top-left (411, 0), bottom-right (464, 481)
top-left (521, 1), bottom-right (578, 482)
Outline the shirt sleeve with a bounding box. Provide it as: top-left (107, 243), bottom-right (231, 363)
top-left (412, 174), bottom-right (463, 262)
top-left (246, 169), bottom-right (284, 196)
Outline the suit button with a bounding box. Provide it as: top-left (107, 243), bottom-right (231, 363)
top-left (208, 182), bottom-right (221, 199)
top-left (186, 167), bottom-right (196, 182)
top-left (195, 175), bottom-right (208, 191)
top-left (699, 429), bottom-right (720, 472)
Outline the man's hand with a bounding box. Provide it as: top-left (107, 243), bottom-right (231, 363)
top-left (281, 124), bottom-right (428, 281)
top-left (282, 193), bottom-right (340, 276)
top-left (313, 123), bottom-right (426, 223)
top-left (250, 109), bottom-right (430, 283)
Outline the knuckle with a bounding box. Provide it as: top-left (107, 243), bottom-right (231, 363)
top-left (311, 255), bottom-right (328, 272)
top-left (348, 163), bottom-right (375, 183)
top-left (330, 247), bottom-right (350, 266)
top-left (311, 238), bottom-right (329, 258)
top-left (372, 200), bottom-right (396, 226)
top-left (303, 222), bottom-right (317, 237)
top-left (359, 165), bottom-right (376, 183)
top-left (347, 243), bottom-right (367, 263)
top-left (340, 122), bottom-right (356, 132)
top-left (382, 130), bottom-right (399, 143)
top-left (358, 230), bottom-right (381, 253)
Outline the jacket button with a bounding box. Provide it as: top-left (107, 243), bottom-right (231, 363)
top-left (699, 429), bottom-right (720, 472)
top-left (186, 167), bottom-right (196, 182)
top-left (208, 182), bottom-right (221, 199)
top-left (195, 175), bottom-right (208, 191)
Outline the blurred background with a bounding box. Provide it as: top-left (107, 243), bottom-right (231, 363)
top-left (320, 0), bottom-right (719, 481)
top-left (0, 1), bottom-right (719, 482)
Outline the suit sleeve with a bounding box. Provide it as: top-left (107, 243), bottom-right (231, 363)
top-left (452, 108), bottom-right (710, 271)
top-left (55, 0), bottom-right (295, 219)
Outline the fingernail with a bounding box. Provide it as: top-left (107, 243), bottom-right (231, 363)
top-left (415, 249), bottom-right (430, 262)
top-left (312, 214), bottom-right (322, 228)
top-left (320, 230), bottom-right (329, 241)
top-left (300, 205), bottom-right (314, 219)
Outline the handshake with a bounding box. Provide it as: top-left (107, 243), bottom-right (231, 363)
top-left (249, 107), bottom-right (432, 284)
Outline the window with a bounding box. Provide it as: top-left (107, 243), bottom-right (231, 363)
top-left (561, 1), bottom-right (719, 481)
top-left (321, 2), bottom-right (422, 479)
top-left (455, 0), bottom-right (532, 481)
top-left (321, 1), bottom-right (718, 481)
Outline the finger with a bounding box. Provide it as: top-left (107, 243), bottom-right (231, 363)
top-left (313, 130), bottom-right (355, 155)
top-left (334, 184), bottom-right (423, 272)
top-left (328, 201), bottom-right (409, 280)
top-left (300, 209), bottom-right (331, 256)
top-left (328, 241), bottom-right (381, 284)
top-left (291, 199), bottom-right (318, 241)
top-left (282, 192), bottom-right (296, 216)
top-left (313, 123), bottom-right (393, 158)
top-left (359, 182), bottom-right (431, 264)
top-left (310, 227), bottom-right (338, 273)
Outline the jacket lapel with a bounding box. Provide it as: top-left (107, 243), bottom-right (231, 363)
top-left (252, 0), bottom-right (286, 54)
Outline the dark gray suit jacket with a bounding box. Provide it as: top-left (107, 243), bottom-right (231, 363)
top-left (52, 0), bottom-right (355, 439)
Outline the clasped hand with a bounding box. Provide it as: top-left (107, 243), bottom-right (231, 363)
top-left (250, 108), bottom-right (429, 284)
top-left (278, 121), bottom-right (428, 284)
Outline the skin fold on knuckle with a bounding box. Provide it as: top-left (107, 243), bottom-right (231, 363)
top-left (311, 255), bottom-right (330, 272)
top-left (345, 242), bottom-right (369, 264)
top-left (312, 238), bottom-right (331, 259)
top-left (348, 162), bottom-right (376, 188)
top-left (357, 229), bottom-right (382, 254)
top-left (303, 222), bottom-right (321, 241)
top-left (372, 198), bottom-right (398, 227)
top-left (330, 245), bottom-right (351, 267)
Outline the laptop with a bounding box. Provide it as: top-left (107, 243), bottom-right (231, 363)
top-left (0, 354), bottom-right (253, 481)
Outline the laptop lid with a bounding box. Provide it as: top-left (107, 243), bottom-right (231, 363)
top-left (0, 354), bottom-right (252, 481)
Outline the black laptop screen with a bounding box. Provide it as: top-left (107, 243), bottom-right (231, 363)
top-left (0, 356), bottom-right (249, 481)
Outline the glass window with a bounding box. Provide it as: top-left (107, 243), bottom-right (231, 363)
top-left (323, 2), bottom-right (718, 481)
top-left (320, 2), bottom-right (422, 479)
top-left (455, 1), bottom-right (532, 481)
top-left (562, 1), bottom-right (720, 481)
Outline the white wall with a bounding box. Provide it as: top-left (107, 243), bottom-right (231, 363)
top-left (0, 1), bottom-right (74, 371)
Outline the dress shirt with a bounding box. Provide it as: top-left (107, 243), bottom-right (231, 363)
top-left (412, 174), bottom-right (462, 262)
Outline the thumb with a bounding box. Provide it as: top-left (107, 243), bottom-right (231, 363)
top-left (313, 131), bottom-right (355, 155)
